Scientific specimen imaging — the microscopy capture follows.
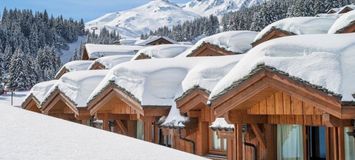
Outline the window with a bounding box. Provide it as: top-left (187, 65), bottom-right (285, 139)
top-left (277, 125), bottom-right (304, 160)
top-left (136, 120), bottom-right (144, 140)
top-left (345, 127), bottom-right (355, 160)
top-left (210, 130), bottom-right (227, 153)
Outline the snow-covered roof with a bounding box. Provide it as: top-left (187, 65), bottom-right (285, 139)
top-left (85, 44), bottom-right (144, 59)
top-left (0, 106), bottom-right (207, 160)
top-left (253, 17), bottom-right (337, 43)
top-left (88, 56), bottom-right (241, 107)
top-left (210, 33), bottom-right (355, 103)
top-left (56, 60), bottom-right (93, 75)
top-left (45, 70), bottom-right (108, 108)
top-left (177, 54), bottom-right (243, 99)
top-left (24, 80), bottom-right (59, 105)
top-left (210, 118), bottom-right (234, 131)
top-left (135, 36), bottom-right (177, 46)
top-left (180, 31), bottom-right (258, 57)
top-left (328, 4), bottom-right (355, 14)
top-left (133, 44), bottom-right (191, 60)
top-left (328, 10), bottom-right (355, 33)
top-left (89, 55), bottom-right (133, 69)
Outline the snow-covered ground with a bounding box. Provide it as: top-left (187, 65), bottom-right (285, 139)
top-left (0, 106), bottom-right (208, 160)
top-left (0, 91), bottom-right (28, 107)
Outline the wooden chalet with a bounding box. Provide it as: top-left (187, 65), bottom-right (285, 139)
top-left (184, 31), bottom-right (258, 57)
top-left (329, 10), bottom-right (355, 34)
top-left (136, 36), bottom-right (176, 46)
top-left (132, 44), bottom-right (191, 60)
top-left (54, 60), bottom-right (93, 79)
top-left (175, 87), bottom-right (234, 160)
top-left (328, 5), bottom-right (355, 14)
top-left (210, 65), bottom-right (355, 160)
top-left (251, 27), bottom-right (294, 48)
top-left (88, 55), bottom-right (133, 70)
top-left (87, 81), bottom-right (170, 142)
top-left (82, 44), bottom-right (144, 60)
top-left (22, 94), bottom-right (42, 113)
top-left (251, 17), bottom-right (336, 47)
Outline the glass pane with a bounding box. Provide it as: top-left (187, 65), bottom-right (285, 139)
top-left (277, 125), bottom-right (304, 160)
top-left (223, 138), bottom-right (227, 151)
top-left (212, 131), bottom-right (221, 150)
top-left (345, 127), bottom-right (355, 160)
top-left (136, 120), bottom-right (144, 140)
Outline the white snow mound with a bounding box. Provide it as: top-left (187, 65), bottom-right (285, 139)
top-left (328, 10), bottom-right (355, 34)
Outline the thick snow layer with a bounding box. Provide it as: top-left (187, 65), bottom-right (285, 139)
top-left (328, 4), bottom-right (355, 14)
top-left (133, 44), bottom-right (191, 60)
top-left (179, 31), bottom-right (258, 57)
top-left (210, 33), bottom-right (355, 102)
top-left (210, 118), bottom-right (234, 130)
top-left (179, 55), bottom-right (243, 98)
top-left (135, 36), bottom-right (177, 46)
top-left (254, 17), bottom-right (337, 42)
top-left (89, 56), bottom-right (241, 107)
top-left (328, 10), bottom-right (355, 33)
top-left (55, 60), bottom-right (93, 78)
top-left (45, 70), bottom-right (108, 107)
top-left (86, 0), bottom-right (200, 38)
top-left (90, 55), bottom-right (133, 69)
top-left (25, 80), bottom-right (59, 104)
top-left (161, 103), bottom-right (188, 128)
top-left (0, 106), bottom-right (207, 160)
top-left (183, 0), bottom-right (266, 17)
top-left (85, 44), bottom-right (144, 59)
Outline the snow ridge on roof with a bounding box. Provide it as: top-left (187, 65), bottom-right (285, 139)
top-left (23, 80), bottom-right (59, 106)
top-left (210, 118), bottom-right (234, 131)
top-left (85, 44), bottom-right (144, 59)
top-left (55, 60), bottom-right (94, 78)
top-left (44, 70), bottom-right (108, 107)
top-left (328, 10), bottom-right (355, 33)
top-left (254, 17), bottom-right (337, 43)
top-left (210, 33), bottom-right (355, 102)
top-left (89, 55), bottom-right (133, 69)
top-left (180, 31), bottom-right (258, 57)
top-left (133, 44), bottom-right (191, 60)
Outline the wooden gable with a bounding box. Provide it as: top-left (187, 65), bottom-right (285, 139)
top-left (89, 61), bottom-right (106, 70)
top-left (338, 6), bottom-right (354, 14)
top-left (22, 95), bottom-right (42, 113)
top-left (82, 47), bottom-right (90, 60)
top-left (187, 43), bottom-right (236, 57)
top-left (335, 21), bottom-right (355, 34)
top-left (251, 28), bottom-right (295, 47)
top-left (54, 67), bottom-right (69, 79)
top-left (41, 90), bottom-right (79, 117)
top-left (133, 53), bottom-right (151, 60)
top-left (146, 37), bottom-right (174, 45)
top-left (212, 66), bottom-right (354, 126)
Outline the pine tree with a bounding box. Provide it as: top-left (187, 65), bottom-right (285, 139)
top-left (8, 48), bottom-right (29, 90)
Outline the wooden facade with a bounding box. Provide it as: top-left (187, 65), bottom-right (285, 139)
top-left (174, 88), bottom-right (234, 160)
top-left (40, 89), bottom-right (91, 124)
top-left (251, 28), bottom-right (295, 47)
top-left (145, 37), bottom-right (174, 46)
top-left (334, 21), bottom-right (355, 34)
top-left (89, 61), bottom-right (106, 70)
top-left (187, 43), bottom-right (237, 57)
top-left (22, 94), bottom-right (42, 113)
top-left (87, 83), bottom-right (169, 142)
top-left (211, 66), bottom-right (355, 160)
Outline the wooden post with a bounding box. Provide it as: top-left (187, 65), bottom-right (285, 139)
top-left (102, 114), bottom-right (110, 131)
top-left (338, 127), bottom-right (345, 160)
top-left (154, 124), bottom-right (160, 144)
top-left (127, 120), bottom-right (137, 138)
top-left (235, 123), bottom-right (243, 160)
top-left (196, 121), bottom-right (208, 155)
top-left (227, 138), bottom-right (234, 160)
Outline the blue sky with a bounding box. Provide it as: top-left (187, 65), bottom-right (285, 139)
top-left (0, 0), bottom-right (191, 22)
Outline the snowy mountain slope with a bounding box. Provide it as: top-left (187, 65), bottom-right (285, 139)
top-left (0, 106), bottom-right (208, 160)
top-left (182, 0), bottom-right (267, 17)
top-left (86, 0), bottom-right (200, 38)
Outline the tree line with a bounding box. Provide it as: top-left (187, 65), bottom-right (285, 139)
top-left (0, 9), bottom-right (85, 90)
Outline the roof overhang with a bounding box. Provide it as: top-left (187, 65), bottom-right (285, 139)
top-left (22, 94), bottom-right (42, 113)
top-left (54, 67), bottom-right (69, 79)
top-left (176, 87), bottom-right (210, 114)
top-left (211, 65), bottom-right (348, 119)
top-left (251, 27), bottom-right (295, 47)
top-left (187, 42), bottom-right (238, 57)
top-left (335, 20), bottom-right (355, 34)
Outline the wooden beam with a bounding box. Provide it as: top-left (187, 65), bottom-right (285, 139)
top-left (235, 124), bottom-right (243, 160)
top-left (250, 124), bottom-right (266, 149)
top-left (322, 114), bottom-right (352, 127)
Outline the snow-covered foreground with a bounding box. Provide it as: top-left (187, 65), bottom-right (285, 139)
top-left (0, 91), bottom-right (28, 107)
top-left (0, 106), bottom-right (208, 160)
